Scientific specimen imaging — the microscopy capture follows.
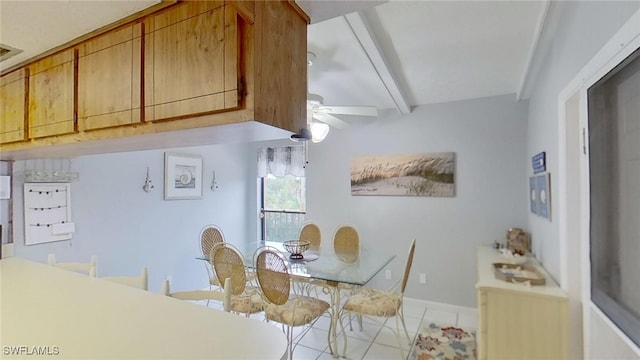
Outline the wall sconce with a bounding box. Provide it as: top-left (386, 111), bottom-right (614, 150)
top-left (142, 167), bottom-right (154, 193)
top-left (211, 170), bottom-right (219, 191)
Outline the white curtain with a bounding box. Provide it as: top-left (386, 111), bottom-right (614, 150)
top-left (257, 146), bottom-right (305, 177)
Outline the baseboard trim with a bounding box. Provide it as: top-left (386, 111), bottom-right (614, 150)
top-left (404, 297), bottom-right (477, 316)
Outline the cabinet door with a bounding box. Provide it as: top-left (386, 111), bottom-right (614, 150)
top-left (144, 1), bottom-right (240, 121)
top-left (0, 69), bottom-right (28, 144)
top-left (78, 23), bottom-right (143, 130)
top-left (28, 50), bottom-right (76, 138)
top-left (481, 288), bottom-right (568, 360)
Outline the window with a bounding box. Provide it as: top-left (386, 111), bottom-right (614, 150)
top-left (260, 174), bottom-right (306, 242)
top-left (588, 46), bottom-right (640, 348)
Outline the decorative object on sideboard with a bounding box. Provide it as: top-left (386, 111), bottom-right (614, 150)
top-left (210, 170), bottom-right (219, 191)
top-left (493, 262), bottom-right (546, 286)
top-left (498, 247), bottom-right (529, 265)
top-left (506, 227), bottom-right (530, 255)
top-left (164, 153), bottom-right (203, 200)
top-left (351, 152), bottom-right (455, 197)
top-left (142, 167), bottom-right (154, 193)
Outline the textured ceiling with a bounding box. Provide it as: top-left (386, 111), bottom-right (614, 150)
top-left (0, 0), bottom-right (160, 70)
top-left (1, 0), bottom-right (545, 117)
top-left (302, 0), bottom-right (544, 111)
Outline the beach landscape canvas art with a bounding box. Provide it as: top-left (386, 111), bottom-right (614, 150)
top-left (351, 152), bottom-right (455, 197)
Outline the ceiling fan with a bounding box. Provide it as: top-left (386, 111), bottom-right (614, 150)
top-left (291, 52), bottom-right (378, 143)
top-left (306, 93), bottom-right (378, 143)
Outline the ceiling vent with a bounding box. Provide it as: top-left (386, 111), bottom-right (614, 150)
top-left (0, 43), bottom-right (23, 62)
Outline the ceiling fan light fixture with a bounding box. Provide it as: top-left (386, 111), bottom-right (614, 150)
top-left (290, 127), bottom-right (312, 142)
top-left (310, 122), bottom-right (330, 143)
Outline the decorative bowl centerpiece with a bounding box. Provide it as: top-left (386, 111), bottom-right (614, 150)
top-left (498, 248), bottom-right (529, 265)
top-left (283, 240), bottom-right (310, 260)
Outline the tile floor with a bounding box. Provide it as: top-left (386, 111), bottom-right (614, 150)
top-left (206, 297), bottom-right (477, 360)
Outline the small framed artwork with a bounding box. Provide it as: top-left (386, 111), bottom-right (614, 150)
top-left (529, 176), bottom-right (538, 215)
top-left (164, 153), bottom-right (203, 200)
top-left (536, 172), bottom-right (551, 220)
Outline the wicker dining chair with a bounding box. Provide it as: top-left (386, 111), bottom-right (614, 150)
top-left (199, 225), bottom-right (225, 291)
top-left (255, 247), bottom-right (330, 360)
top-left (333, 225), bottom-right (360, 263)
top-left (342, 239), bottom-right (416, 359)
top-left (47, 254), bottom-right (97, 276)
top-left (102, 267), bottom-right (149, 290)
top-left (299, 221), bottom-right (321, 251)
top-left (211, 244), bottom-right (263, 317)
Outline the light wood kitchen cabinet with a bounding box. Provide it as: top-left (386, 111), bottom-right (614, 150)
top-left (0, 69), bottom-right (28, 144)
top-left (0, 0), bottom-right (308, 160)
top-left (28, 49), bottom-right (76, 139)
top-left (77, 23), bottom-right (143, 131)
top-left (476, 247), bottom-right (569, 360)
top-left (144, 1), bottom-right (239, 121)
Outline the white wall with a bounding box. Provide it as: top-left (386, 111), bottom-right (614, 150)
top-left (591, 306), bottom-right (640, 360)
top-left (527, 0), bottom-right (639, 281)
top-left (0, 161), bottom-right (11, 247)
top-left (527, 1), bottom-right (640, 357)
top-left (305, 94), bottom-right (528, 307)
top-left (11, 143), bottom-right (256, 293)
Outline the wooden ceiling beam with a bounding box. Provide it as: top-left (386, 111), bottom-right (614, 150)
top-left (344, 12), bottom-right (411, 114)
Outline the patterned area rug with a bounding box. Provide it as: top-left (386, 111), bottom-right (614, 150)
top-left (408, 322), bottom-right (477, 360)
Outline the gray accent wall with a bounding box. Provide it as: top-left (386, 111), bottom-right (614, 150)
top-left (11, 143), bottom-right (257, 293)
top-left (8, 93), bottom-right (528, 307)
top-left (305, 94), bottom-right (528, 306)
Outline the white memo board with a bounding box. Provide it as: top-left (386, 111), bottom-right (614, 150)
top-left (24, 183), bottom-right (75, 245)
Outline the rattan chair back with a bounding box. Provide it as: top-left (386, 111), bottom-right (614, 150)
top-left (255, 248), bottom-right (290, 306)
top-left (299, 222), bottom-right (321, 250)
top-left (211, 244), bottom-right (247, 296)
top-left (200, 225), bottom-right (225, 257)
top-left (400, 239), bottom-right (416, 294)
top-left (333, 225), bottom-right (360, 263)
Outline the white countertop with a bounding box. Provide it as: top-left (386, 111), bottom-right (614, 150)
top-left (476, 246), bottom-right (567, 299)
top-left (0, 257), bottom-right (287, 359)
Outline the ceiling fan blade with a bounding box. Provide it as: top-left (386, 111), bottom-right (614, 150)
top-left (313, 113), bottom-right (350, 129)
top-left (317, 105), bottom-right (378, 117)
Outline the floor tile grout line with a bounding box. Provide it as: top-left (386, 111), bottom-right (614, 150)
top-left (359, 316), bottom-right (388, 359)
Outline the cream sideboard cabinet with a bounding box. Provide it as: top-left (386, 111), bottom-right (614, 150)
top-left (476, 247), bottom-right (568, 360)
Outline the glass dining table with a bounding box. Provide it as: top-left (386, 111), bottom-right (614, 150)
top-left (199, 241), bottom-right (396, 357)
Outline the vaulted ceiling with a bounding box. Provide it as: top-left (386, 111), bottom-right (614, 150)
top-left (1, 0), bottom-right (547, 118)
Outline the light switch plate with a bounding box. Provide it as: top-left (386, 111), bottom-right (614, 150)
top-left (0, 176), bottom-right (10, 199)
